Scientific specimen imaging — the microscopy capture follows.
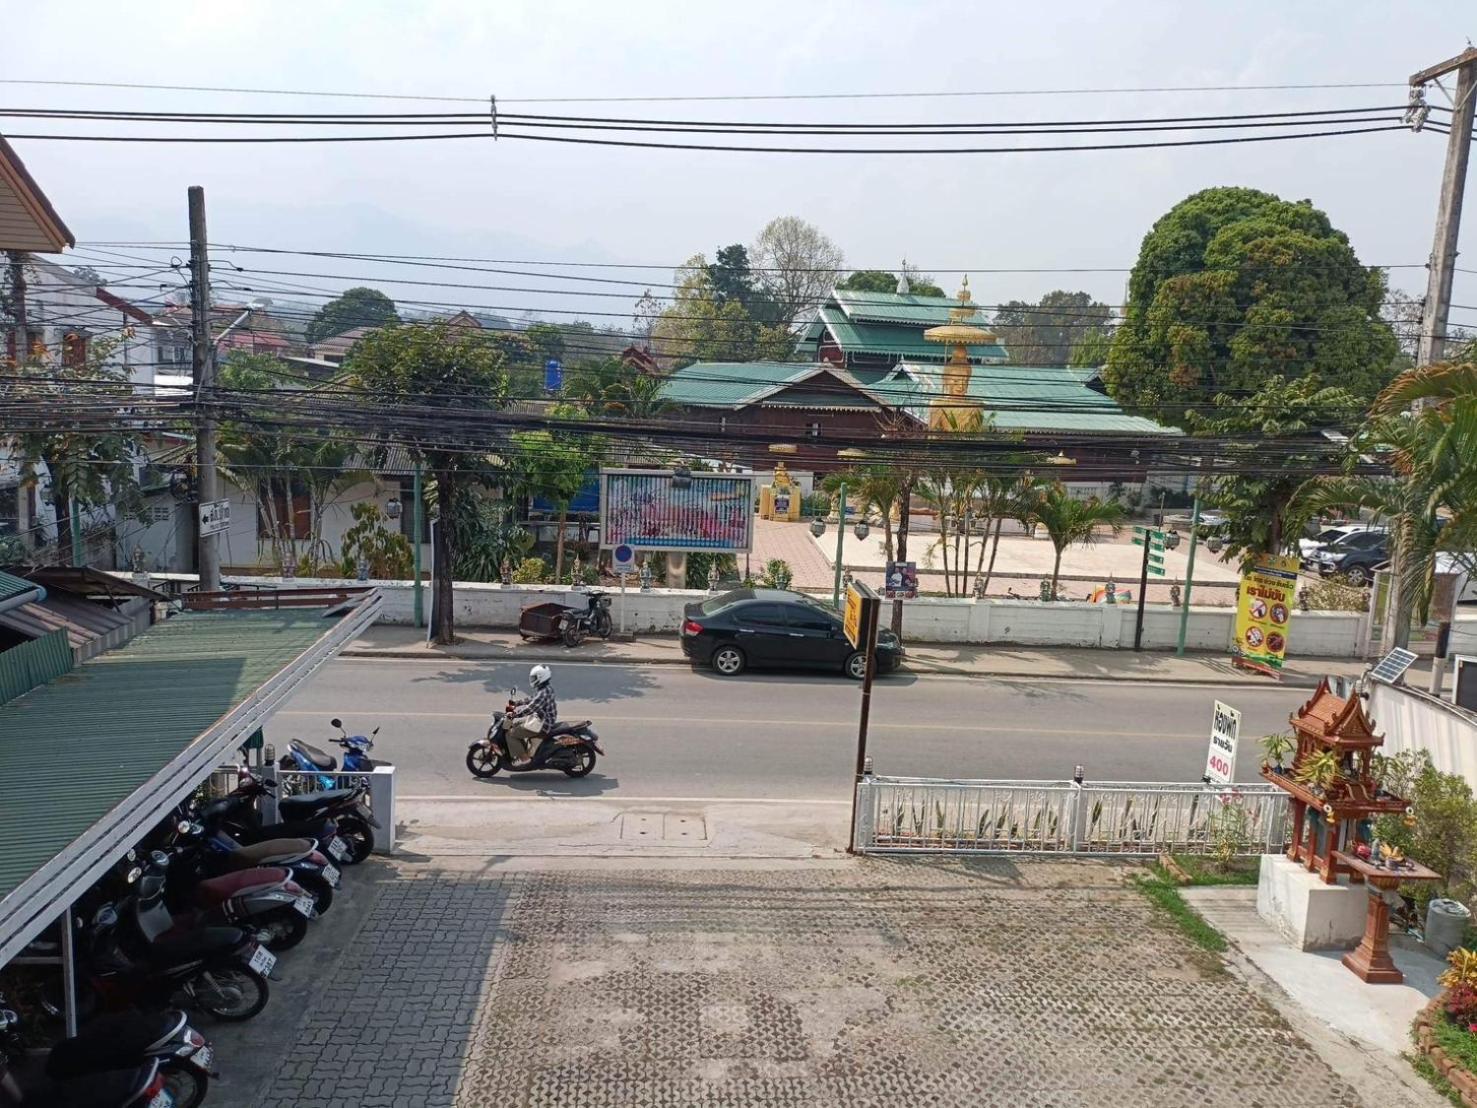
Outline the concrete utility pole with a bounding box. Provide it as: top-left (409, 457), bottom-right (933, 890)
top-left (188, 186), bottom-right (221, 592)
top-left (1412, 47), bottom-right (1477, 369)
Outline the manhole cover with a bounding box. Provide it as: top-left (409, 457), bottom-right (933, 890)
top-left (619, 812), bottom-right (709, 842)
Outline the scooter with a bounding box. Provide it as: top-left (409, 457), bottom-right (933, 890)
top-left (166, 815), bottom-right (340, 916)
top-left (200, 768), bottom-right (365, 865)
top-left (150, 847), bottom-right (316, 953)
top-left (0, 1026), bottom-right (165, 1108)
top-left (465, 688), bottom-right (602, 779)
top-left (1, 1001), bottom-right (213, 1108)
top-left (280, 718), bottom-right (389, 789)
top-left (559, 590), bottom-right (613, 647)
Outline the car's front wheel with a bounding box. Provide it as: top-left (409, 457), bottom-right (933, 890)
top-left (844, 651), bottom-right (868, 680)
top-left (711, 646), bottom-right (746, 676)
top-left (1344, 565), bottom-right (1371, 587)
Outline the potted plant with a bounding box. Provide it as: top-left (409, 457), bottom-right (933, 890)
top-left (1260, 733), bottom-right (1295, 774)
top-left (1294, 749), bottom-right (1341, 796)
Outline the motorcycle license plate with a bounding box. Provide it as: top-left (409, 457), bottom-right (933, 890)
top-left (292, 895), bottom-right (316, 918)
top-left (148, 1089), bottom-right (175, 1108)
top-left (322, 862), bottom-right (341, 887)
top-left (188, 1044), bottom-right (213, 1071)
top-left (247, 945), bottom-right (277, 976)
top-left (327, 837), bottom-right (350, 862)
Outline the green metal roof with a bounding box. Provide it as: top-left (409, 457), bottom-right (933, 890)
top-left (658, 361), bottom-right (815, 409)
top-left (0, 610), bottom-right (341, 905)
top-left (0, 571), bottom-right (39, 606)
top-left (876, 363), bottom-right (1182, 436)
top-left (816, 305), bottom-right (1011, 364)
top-left (830, 287), bottom-right (976, 326)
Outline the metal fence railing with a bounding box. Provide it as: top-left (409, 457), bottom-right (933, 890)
top-left (855, 775), bottom-right (1289, 856)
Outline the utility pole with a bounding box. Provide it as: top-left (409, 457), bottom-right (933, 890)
top-left (188, 186), bottom-right (221, 592)
top-left (1412, 47), bottom-right (1477, 370)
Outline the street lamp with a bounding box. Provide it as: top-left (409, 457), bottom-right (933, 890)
top-left (810, 518), bottom-right (826, 538)
top-left (853, 520), bottom-right (870, 541)
top-left (212, 296), bottom-right (272, 349)
top-left (384, 495), bottom-right (403, 521)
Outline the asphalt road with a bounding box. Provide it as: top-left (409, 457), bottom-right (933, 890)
top-left (266, 658), bottom-right (1310, 801)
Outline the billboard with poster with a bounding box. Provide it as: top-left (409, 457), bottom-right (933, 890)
top-left (599, 469), bottom-right (755, 553)
top-left (885, 561), bottom-right (918, 600)
top-left (1232, 554), bottom-right (1298, 674)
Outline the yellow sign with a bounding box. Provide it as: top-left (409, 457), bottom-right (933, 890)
top-left (843, 582), bottom-right (864, 648)
top-left (1233, 554), bottom-right (1299, 673)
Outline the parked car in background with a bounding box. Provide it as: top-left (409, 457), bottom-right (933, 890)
top-left (1315, 530), bottom-right (1390, 585)
top-left (681, 588), bottom-right (903, 678)
top-left (1299, 522), bottom-right (1383, 566)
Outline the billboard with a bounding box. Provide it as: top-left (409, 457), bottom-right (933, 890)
top-left (1232, 553), bottom-right (1298, 674)
top-left (599, 469), bottom-right (755, 553)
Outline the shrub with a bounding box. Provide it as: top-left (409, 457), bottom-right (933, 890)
top-left (338, 502), bottom-right (414, 580)
top-left (511, 556), bottom-right (548, 584)
top-left (1374, 752), bottom-right (1477, 903)
top-left (760, 558), bottom-right (793, 590)
top-left (1446, 982), bottom-right (1477, 1026)
top-left (1207, 790), bottom-right (1252, 871)
top-left (1297, 578), bottom-right (1369, 612)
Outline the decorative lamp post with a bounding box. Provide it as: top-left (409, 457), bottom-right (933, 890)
top-left (639, 561), bottom-right (653, 592)
top-left (384, 496), bottom-right (403, 521)
top-left (810, 518), bottom-right (826, 538)
top-left (853, 520), bottom-right (870, 541)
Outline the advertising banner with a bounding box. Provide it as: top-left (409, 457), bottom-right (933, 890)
top-left (1232, 554), bottom-right (1299, 674)
top-left (1204, 700), bottom-right (1241, 785)
top-left (600, 469), bottom-right (755, 553)
top-left (884, 561), bottom-right (918, 600)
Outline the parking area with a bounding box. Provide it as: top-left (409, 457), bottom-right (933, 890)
top-left (214, 856), bottom-right (1384, 1108)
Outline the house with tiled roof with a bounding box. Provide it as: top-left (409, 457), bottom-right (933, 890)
top-left (797, 276), bottom-right (1011, 381)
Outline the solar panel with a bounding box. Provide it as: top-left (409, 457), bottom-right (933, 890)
top-left (1368, 647), bottom-right (1418, 686)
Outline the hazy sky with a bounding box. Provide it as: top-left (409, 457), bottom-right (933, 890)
top-left (7, 1), bottom-right (1477, 326)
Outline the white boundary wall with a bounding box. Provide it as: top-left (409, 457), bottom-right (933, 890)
top-left (1368, 681), bottom-right (1477, 786)
top-left (195, 575), bottom-right (1477, 656)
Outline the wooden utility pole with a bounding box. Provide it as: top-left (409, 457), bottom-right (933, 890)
top-left (1412, 47), bottom-right (1477, 369)
top-left (188, 186), bottom-right (221, 591)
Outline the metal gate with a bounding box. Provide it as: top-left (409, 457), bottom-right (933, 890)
top-left (854, 775), bottom-right (1289, 856)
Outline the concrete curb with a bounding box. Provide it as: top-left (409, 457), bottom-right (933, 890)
top-left (337, 647), bottom-right (1337, 687)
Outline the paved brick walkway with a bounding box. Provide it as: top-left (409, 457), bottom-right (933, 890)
top-left (252, 860), bottom-right (1371, 1107)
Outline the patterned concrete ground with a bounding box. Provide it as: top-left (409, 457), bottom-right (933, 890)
top-left (256, 860), bottom-right (1366, 1108)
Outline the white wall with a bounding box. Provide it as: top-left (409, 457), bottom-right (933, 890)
top-left (206, 573), bottom-right (1472, 656)
top-left (1369, 681), bottom-right (1477, 788)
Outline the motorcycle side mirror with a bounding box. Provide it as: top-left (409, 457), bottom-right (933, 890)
top-left (177, 819), bottom-right (191, 834)
top-left (125, 867), bottom-right (142, 885)
top-left (149, 850), bottom-right (170, 869)
top-left (330, 718), bottom-right (343, 729)
top-left (372, 727), bottom-right (380, 736)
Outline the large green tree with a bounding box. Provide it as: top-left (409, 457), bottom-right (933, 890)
top-left (305, 286), bottom-right (400, 344)
top-left (1189, 377), bottom-right (1363, 559)
top-left (653, 256), bottom-right (794, 366)
top-left (345, 322), bottom-right (510, 643)
top-left (992, 290), bottom-right (1112, 367)
top-left (1103, 187), bottom-right (1397, 428)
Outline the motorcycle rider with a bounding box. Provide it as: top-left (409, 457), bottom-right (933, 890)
top-left (508, 664), bottom-right (558, 767)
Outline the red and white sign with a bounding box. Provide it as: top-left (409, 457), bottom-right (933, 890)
top-left (1204, 700), bottom-right (1240, 786)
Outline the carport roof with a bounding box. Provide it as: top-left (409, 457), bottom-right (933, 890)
top-left (0, 600), bottom-right (378, 964)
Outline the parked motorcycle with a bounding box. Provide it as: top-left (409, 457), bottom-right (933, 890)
top-left (465, 688), bottom-right (602, 779)
top-left (279, 717), bottom-right (389, 789)
top-left (1, 1000), bottom-right (213, 1108)
top-left (0, 1020), bottom-right (165, 1108)
top-left (166, 814), bottom-right (340, 917)
top-left (201, 768), bottom-right (366, 866)
top-left (560, 590), bottom-right (613, 647)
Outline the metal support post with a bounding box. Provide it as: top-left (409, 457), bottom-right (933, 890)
top-left (1134, 531), bottom-right (1151, 651)
top-left (1175, 497), bottom-right (1202, 657)
top-left (832, 480), bottom-right (847, 609)
top-left (69, 497), bottom-right (82, 566)
top-left (60, 907), bottom-right (77, 1037)
top-left (412, 462), bottom-right (424, 628)
top-left (188, 186), bottom-right (221, 591)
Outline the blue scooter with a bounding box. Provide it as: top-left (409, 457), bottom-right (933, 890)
top-left (279, 719), bottom-right (386, 791)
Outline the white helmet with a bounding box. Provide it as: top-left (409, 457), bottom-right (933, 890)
top-left (530, 664), bottom-right (552, 689)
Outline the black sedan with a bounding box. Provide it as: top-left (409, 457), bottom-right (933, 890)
top-left (681, 588), bottom-right (904, 678)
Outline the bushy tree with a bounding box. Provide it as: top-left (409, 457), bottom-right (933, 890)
top-left (1031, 484), bottom-right (1127, 600)
top-left (1068, 330), bottom-right (1113, 369)
top-left (652, 256), bottom-right (794, 365)
top-left (992, 290), bottom-right (1112, 367)
top-left (838, 268), bottom-right (946, 298)
top-left (305, 286), bottom-right (399, 344)
top-left (1104, 187), bottom-right (1397, 428)
top-left (345, 322), bottom-right (510, 643)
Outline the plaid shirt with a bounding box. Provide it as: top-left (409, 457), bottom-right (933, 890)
top-left (521, 684), bottom-right (558, 730)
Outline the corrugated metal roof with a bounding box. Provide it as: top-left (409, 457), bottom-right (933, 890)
top-left (0, 571), bottom-right (39, 607)
top-left (0, 610), bottom-right (341, 906)
top-left (830, 287), bottom-right (974, 326)
top-left (658, 361), bottom-right (815, 409)
top-left (817, 305), bottom-right (1010, 364)
top-left (0, 595), bottom-right (148, 661)
top-left (878, 363), bottom-right (1182, 436)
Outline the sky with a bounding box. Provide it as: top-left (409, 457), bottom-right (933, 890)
top-left (6, 0), bottom-right (1477, 330)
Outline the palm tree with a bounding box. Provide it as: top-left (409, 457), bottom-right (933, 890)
top-left (822, 465), bottom-right (901, 561)
top-left (979, 471), bottom-right (1041, 597)
top-left (1298, 360), bottom-right (1477, 646)
top-left (1032, 483), bottom-right (1128, 601)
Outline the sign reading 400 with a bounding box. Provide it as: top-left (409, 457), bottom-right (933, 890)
top-left (1204, 700), bottom-right (1241, 786)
